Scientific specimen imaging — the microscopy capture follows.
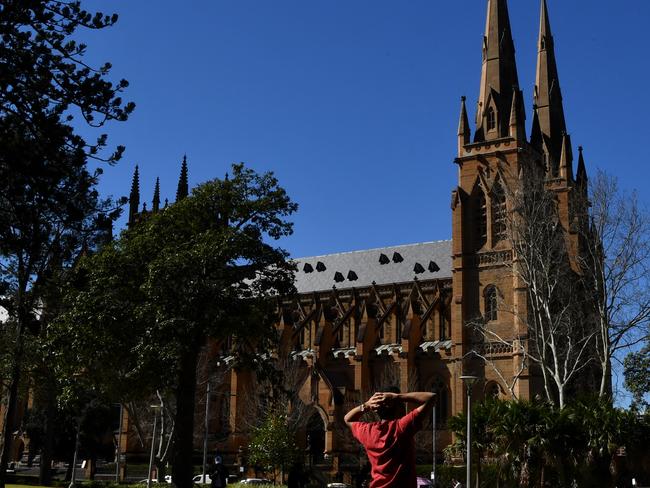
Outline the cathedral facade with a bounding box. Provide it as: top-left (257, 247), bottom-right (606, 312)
top-left (116, 0), bottom-right (594, 478)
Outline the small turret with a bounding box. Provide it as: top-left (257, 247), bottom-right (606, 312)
top-left (128, 165), bottom-right (140, 226)
top-left (176, 155), bottom-right (189, 201)
top-left (152, 177), bottom-right (161, 213)
top-left (458, 96), bottom-right (471, 155)
top-left (576, 146), bottom-right (588, 196)
top-left (508, 88), bottom-right (526, 142)
top-left (558, 133), bottom-right (573, 181)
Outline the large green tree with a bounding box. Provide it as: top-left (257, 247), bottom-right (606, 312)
top-left (0, 2), bottom-right (132, 484)
top-left (0, 0), bottom-right (134, 160)
top-left (52, 164), bottom-right (297, 488)
top-left (624, 344), bottom-right (650, 412)
top-left (0, 115), bottom-right (121, 487)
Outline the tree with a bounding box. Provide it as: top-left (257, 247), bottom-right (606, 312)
top-left (580, 171), bottom-right (650, 399)
top-left (52, 164), bottom-right (297, 488)
top-left (0, 2), bottom-right (132, 484)
top-left (0, 115), bottom-right (122, 488)
top-left (624, 344), bottom-right (650, 412)
top-left (248, 409), bottom-right (301, 484)
top-left (0, 0), bottom-right (134, 161)
top-left (468, 166), bottom-right (595, 409)
top-left (448, 398), bottom-right (650, 488)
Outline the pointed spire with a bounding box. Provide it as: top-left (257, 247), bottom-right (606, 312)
top-left (474, 0), bottom-right (521, 142)
top-left (534, 0), bottom-right (566, 170)
top-left (576, 146), bottom-right (588, 193)
top-left (176, 155), bottom-right (189, 201)
top-left (530, 104), bottom-right (543, 151)
top-left (128, 165), bottom-right (140, 225)
top-left (508, 88), bottom-right (526, 142)
top-left (152, 177), bottom-right (160, 213)
top-left (559, 133), bottom-right (573, 181)
top-left (458, 96), bottom-right (471, 155)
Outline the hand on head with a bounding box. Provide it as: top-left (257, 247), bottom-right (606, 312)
top-left (365, 391), bottom-right (399, 411)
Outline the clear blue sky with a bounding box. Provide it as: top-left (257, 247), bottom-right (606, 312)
top-left (78, 0), bottom-right (648, 400)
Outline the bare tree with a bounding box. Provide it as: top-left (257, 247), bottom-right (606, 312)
top-left (466, 315), bottom-right (529, 400)
top-left (579, 171), bottom-right (650, 398)
top-left (512, 174), bottom-right (597, 408)
top-left (468, 166), bottom-right (596, 409)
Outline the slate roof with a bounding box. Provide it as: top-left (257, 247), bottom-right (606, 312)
top-left (292, 240), bottom-right (452, 294)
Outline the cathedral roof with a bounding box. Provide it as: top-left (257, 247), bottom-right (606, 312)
top-left (292, 240), bottom-right (452, 294)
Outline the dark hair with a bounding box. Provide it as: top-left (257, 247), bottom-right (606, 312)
top-left (377, 386), bottom-right (402, 419)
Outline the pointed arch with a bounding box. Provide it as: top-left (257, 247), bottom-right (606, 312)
top-left (491, 178), bottom-right (507, 243)
top-left (486, 106), bottom-right (496, 131)
top-left (484, 284), bottom-right (499, 322)
top-left (485, 380), bottom-right (503, 400)
top-left (472, 179), bottom-right (487, 250)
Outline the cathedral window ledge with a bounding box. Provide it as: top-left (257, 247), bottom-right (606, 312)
top-left (332, 347), bottom-right (357, 359)
top-left (373, 343), bottom-right (402, 357)
top-left (290, 349), bottom-right (316, 361)
top-left (419, 340), bottom-right (453, 355)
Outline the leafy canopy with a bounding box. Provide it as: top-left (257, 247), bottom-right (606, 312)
top-left (51, 163), bottom-right (297, 402)
top-left (0, 0), bottom-right (135, 160)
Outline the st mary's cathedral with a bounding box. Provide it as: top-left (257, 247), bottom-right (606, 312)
top-left (110, 0), bottom-right (597, 477)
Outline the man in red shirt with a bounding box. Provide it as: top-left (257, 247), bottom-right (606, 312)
top-left (344, 388), bottom-right (436, 488)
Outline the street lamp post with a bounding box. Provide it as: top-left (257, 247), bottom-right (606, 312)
top-left (202, 381), bottom-right (211, 484)
top-left (115, 403), bottom-right (124, 483)
top-left (431, 404), bottom-right (436, 487)
top-left (460, 375), bottom-right (479, 488)
top-left (68, 417), bottom-right (82, 488)
top-left (147, 405), bottom-right (161, 488)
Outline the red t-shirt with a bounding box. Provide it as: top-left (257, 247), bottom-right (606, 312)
top-left (350, 408), bottom-right (422, 488)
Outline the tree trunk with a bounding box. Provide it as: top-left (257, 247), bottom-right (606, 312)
top-left (0, 320), bottom-right (26, 488)
top-left (38, 379), bottom-right (56, 486)
top-left (171, 348), bottom-right (200, 488)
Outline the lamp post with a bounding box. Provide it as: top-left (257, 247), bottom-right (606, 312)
top-left (115, 403), bottom-right (124, 483)
top-left (147, 404), bottom-right (162, 488)
top-left (460, 375), bottom-right (479, 488)
top-left (201, 381), bottom-right (211, 484)
top-left (68, 416), bottom-right (82, 488)
top-left (431, 404), bottom-right (436, 487)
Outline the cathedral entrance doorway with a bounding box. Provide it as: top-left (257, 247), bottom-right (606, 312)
top-left (306, 411), bottom-right (325, 466)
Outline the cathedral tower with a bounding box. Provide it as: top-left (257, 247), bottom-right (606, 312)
top-left (451, 0), bottom-right (549, 406)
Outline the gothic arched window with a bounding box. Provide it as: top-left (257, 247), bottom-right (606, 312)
top-left (492, 180), bottom-right (507, 243)
top-left (475, 182), bottom-right (487, 249)
top-left (485, 381), bottom-right (502, 400)
top-left (484, 285), bottom-right (498, 322)
top-left (486, 106), bottom-right (496, 131)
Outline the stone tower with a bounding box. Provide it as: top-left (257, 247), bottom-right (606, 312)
top-left (451, 0), bottom-right (588, 408)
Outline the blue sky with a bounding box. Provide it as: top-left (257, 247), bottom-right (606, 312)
top-left (80, 0), bottom-right (650, 257)
top-left (77, 1), bottom-right (649, 401)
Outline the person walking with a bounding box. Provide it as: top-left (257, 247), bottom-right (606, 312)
top-left (209, 455), bottom-right (228, 488)
top-left (344, 387), bottom-right (436, 488)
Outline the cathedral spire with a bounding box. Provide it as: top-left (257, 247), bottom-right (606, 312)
top-left (474, 0), bottom-right (520, 142)
top-left (458, 96), bottom-right (471, 155)
top-left (176, 155), bottom-right (189, 202)
top-left (576, 146), bottom-right (588, 195)
top-left (128, 165), bottom-right (140, 225)
top-left (508, 88), bottom-right (526, 142)
top-left (534, 0), bottom-right (567, 173)
top-left (559, 133), bottom-right (573, 181)
top-left (152, 177), bottom-right (160, 213)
